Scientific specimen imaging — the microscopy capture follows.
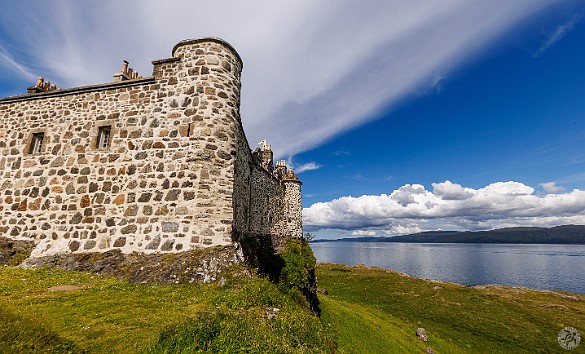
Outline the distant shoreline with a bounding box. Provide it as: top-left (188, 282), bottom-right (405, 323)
top-left (312, 224), bottom-right (585, 244)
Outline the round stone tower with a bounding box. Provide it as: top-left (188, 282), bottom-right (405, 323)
top-left (163, 38), bottom-right (245, 246)
top-left (282, 170), bottom-right (303, 238)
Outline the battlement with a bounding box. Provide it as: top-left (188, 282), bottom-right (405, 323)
top-left (0, 38), bottom-right (301, 259)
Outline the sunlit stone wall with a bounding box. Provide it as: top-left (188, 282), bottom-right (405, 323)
top-left (0, 38), bottom-right (302, 258)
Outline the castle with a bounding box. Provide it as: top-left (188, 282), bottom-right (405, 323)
top-left (0, 38), bottom-right (302, 260)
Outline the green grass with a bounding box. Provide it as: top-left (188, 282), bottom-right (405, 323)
top-left (317, 263), bottom-right (585, 353)
top-left (2, 263), bottom-right (584, 353)
top-left (0, 266), bottom-right (333, 353)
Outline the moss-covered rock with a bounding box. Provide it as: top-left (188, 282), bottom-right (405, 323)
top-left (0, 237), bottom-right (35, 266)
top-left (20, 245), bottom-right (247, 284)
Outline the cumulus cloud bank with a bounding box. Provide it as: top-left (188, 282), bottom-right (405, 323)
top-left (303, 181), bottom-right (585, 234)
top-left (0, 0), bottom-right (565, 158)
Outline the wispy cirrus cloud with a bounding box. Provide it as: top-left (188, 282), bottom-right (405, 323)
top-left (303, 180), bottom-right (585, 234)
top-left (533, 15), bottom-right (582, 57)
top-left (0, 43), bottom-right (36, 82)
top-left (0, 1), bottom-right (570, 159)
top-left (557, 172), bottom-right (585, 184)
top-left (294, 162), bottom-right (322, 174)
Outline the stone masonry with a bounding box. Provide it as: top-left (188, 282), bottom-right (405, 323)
top-left (0, 37), bottom-right (302, 259)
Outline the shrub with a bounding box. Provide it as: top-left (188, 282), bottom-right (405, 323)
top-left (278, 239), bottom-right (316, 292)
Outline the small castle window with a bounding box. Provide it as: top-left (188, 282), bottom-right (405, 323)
top-left (29, 132), bottom-right (44, 154)
top-left (97, 126), bottom-right (111, 149)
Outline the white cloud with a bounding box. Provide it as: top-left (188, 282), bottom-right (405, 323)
top-left (382, 225), bottom-right (423, 236)
top-left (0, 1), bottom-right (565, 158)
top-left (351, 230), bottom-right (377, 236)
top-left (391, 184), bottom-right (427, 206)
top-left (432, 180), bottom-right (474, 200)
top-left (540, 181), bottom-right (566, 193)
top-left (303, 181), bottom-right (585, 234)
top-left (294, 162), bottom-right (322, 174)
top-left (533, 15), bottom-right (581, 57)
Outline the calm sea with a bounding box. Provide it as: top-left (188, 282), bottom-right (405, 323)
top-left (311, 242), bottom-right (585, 294)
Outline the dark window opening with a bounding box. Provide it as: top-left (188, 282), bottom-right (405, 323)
top-left (97, 126), bottom-right (111, 149)
top-left (186, 123), bottom-right (192, 137)
top-left (30, 132), bottom-right (44, 154)
top-left (244, 206), bottom-right (250, 230)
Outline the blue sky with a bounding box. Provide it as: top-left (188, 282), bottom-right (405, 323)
top-left (1, 1), bottom-right (584, 238)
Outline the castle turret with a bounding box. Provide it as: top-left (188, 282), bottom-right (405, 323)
top-left (167, 38), bottom-right (244, 246)
top-left (282, 170), bottom-right (302, 238)
top-left (258, 140), bottom-right (273, 172)
top-left (274, 160), bottom-right (287, 180)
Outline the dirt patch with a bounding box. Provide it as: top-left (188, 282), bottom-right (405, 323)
top-left (47, 285), bottom-right (83, 292)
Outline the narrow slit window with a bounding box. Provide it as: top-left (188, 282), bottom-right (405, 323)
top-left (186, 123), bottom-right (192, 137)
top-left (30, 132), bottom-right (44, 154)
top-left (97, 126), bottom-right (111, 149)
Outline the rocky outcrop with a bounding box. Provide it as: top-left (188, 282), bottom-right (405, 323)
top-left (21, 245), bottom-right (247, 284)
top-left (0, 237), bottom-right (35, 266)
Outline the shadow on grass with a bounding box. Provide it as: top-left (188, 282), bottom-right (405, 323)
top-left (0, 306), bottom-right (83, 354)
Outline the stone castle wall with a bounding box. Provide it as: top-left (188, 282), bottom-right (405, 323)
top-left (0, 38), bottom-right (304, 259)
top-left (231, 121), bottom-right (302, 251)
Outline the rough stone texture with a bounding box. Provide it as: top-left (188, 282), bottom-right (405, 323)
top-left (0, 38), bottom-right (302, 259)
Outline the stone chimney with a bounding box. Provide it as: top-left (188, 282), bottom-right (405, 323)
top-left (113, 60), bottom-right (142, 82)
top-left (27, 77), bottom-right (60, 94)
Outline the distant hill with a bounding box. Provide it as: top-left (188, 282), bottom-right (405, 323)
top-left (313, 225), bottom-right (585, 244)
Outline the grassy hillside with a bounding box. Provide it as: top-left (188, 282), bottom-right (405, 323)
top-left (318, 264), bottom-right (585, 353)
top-left (1, 264), bottom-right (583, 353)
top-left (0, 266), bottom-right (333, 353)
